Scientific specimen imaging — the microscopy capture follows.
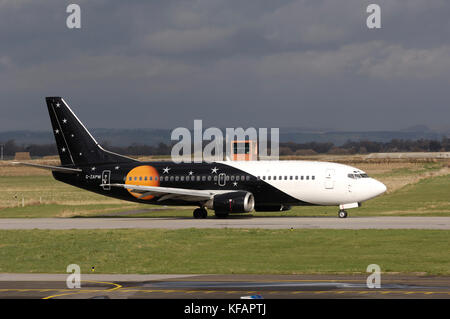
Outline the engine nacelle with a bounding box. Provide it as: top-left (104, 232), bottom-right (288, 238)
top-left (213, 191), bottom-right (255, 214)
top-left (254, 204), bottom-right (291, 212)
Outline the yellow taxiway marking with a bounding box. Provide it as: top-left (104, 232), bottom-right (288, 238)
top-left (42, 280), bottom-right (122, 300)
top-left (127, 289), bottom-right (450, 296)
top-left (0, 285), bottom-right (447, 298)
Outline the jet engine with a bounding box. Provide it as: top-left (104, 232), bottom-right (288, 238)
top-left (213, 191), bottom-right (255, 214)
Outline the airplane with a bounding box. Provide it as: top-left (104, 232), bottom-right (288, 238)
top-left (14, 97), bottom-right (387, 219)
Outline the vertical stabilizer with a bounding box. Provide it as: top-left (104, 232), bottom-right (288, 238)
top-left (45, 97), bottom-right (138, 166)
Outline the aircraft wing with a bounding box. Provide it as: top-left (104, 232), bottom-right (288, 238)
top-left (105, 183), bottom-right (231, 202)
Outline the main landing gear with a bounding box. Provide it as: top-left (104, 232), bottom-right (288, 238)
top-left (338, 210), bottom-right (348, 218)
top-left (193, 207), bottom-right (208, 219)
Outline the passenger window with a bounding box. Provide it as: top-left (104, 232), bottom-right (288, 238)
top-left (246, 176), bottom-right (250, 181)
top-left (290, 176), bottom-right (293, 180)
top-left (284, 176), bottom-right (287, 180)
top-left (181, 176), bottom-right (185, 181)
top-left (186, 176), bottom-right (190, 182)
top-left (301, 176), bottom-right (304, 180)
top-left (231, 176), bottom-right (235, 181)
top-left (312, 176), bottom-right (315, 180)
top-left (295, 176), bottom-right (298, 180)
top-left (196, 176), bottom-right (201, 181)
top-left (274, 176), bottom-right (277, 180)
top-left (154, 176), bottom-right (158, 181)
top-left (268, 176), bottom-right (271, 180)
top-left (226, 176), bottom-right (230, 181)
top-left (129, 177), bottom-right (132, 181)
top-left (202, 176), bottom-right (206, 181)
top-left (236, 176), bottom-right (240, 181)
top-left (134, 177), bottom-right (137, 181)
top-left (213, 176), bottom-right (218, 181)
top-left (170, 176), bottom-right (174, 182)
top-left (175, 176), bottom-right (179, 181)
top-left (306, 176), bottom-right (309, 180)
top-left (207, 176), bottom-right (211, 181)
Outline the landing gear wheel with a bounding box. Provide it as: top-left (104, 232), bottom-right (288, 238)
top-left (338, 210), bottom-right (348, 218)
top-left (193, 208), bottom-right (202, 219)
top-left (193, 207), bottom-right (208, 219)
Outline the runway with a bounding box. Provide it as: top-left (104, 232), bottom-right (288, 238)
top-left (0, 273), bottom-right (448, 299)
top-left (0, 216), bottom-right (449, 230)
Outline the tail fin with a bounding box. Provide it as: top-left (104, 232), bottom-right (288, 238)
top-left (45, 97), bottom-right (138, 166)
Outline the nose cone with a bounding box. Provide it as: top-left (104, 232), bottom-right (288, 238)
top-left (372, 179), bottom-right (387, 197)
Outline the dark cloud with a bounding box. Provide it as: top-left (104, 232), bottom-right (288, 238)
top-left (0, 0), bottom-right (449, 132)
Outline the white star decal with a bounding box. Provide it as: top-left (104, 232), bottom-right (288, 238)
top-left (211, 167), bottom-right (219, 174)
top-left (188, 171), bottom-right (194, 176)
top-left (79, 153), bottom-right (83, 156)
top-left (56, 103), bottom-right (60, 108)
top-left (62, 118), bottom-right (67, 124)
top-left (163, 167), bottom-right (170, 174)
top-left (91, 167), bottom-right (96, 171)
top-left (61, 147), bottom-right (66, 152)
top-left (233, 182), bottom-right (238, 187)
top-left (115, 166), bottom-right (120, 170)
top-left (71, 134), bottom-right (74, 138)
top-left (55, 129), bottom-right (59, 134)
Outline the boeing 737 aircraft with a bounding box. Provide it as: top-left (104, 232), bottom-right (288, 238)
top-left (15, 97), bottom-right (387, 219)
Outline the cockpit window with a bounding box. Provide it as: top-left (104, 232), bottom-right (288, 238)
top-left (348, 173), bottom-right (370, 179)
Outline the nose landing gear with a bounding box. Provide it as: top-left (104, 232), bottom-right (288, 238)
top-left (338, 210), bottom-right (348, 218)
top-left (193, 207), bottom-right (208, 219)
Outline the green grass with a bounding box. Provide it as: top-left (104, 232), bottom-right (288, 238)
top-left (0, 229), bottom-right (448, 275)
top-left (0, 204), bottom-right (143, 218)
top-left (371, 162), bottom-right (444, 178)
top-left (0, 175), bottom-right (143, 217)
top-left (355, 175), bottom-right (450, 216)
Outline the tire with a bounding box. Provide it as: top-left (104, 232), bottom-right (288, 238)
top-left (338, 210), bottom-right (348, 218)
top-left (193, 208), bottom-right (202, 219)
top-left (200, 208), bottom-right (208, 219)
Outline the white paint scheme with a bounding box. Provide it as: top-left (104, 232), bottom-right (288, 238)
top-left (220, 160), bottom-right (387, 207)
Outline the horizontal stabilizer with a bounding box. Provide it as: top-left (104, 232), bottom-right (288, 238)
top-left (12, 162), bottom-right (82, 173)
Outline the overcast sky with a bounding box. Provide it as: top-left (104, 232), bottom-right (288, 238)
top-left (1, 0), bottom-right (449, 132)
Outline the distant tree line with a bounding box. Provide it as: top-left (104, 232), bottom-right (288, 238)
top-left (278, 137), bottom-right (450, 155)
top-left (0, 137), bottom-right (449, 157)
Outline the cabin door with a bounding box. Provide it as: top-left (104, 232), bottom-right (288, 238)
top-left (102, 170), bottom-right (111, 190)
top-left (324, 168), bottom-right (335, 189)
top-left (218, 173), bottom-right (226, 186)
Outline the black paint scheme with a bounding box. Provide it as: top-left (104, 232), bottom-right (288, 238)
top-left (53, 162), bottom-right (307, 208)
top-left (46, 97), bottom-right (311, 212)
